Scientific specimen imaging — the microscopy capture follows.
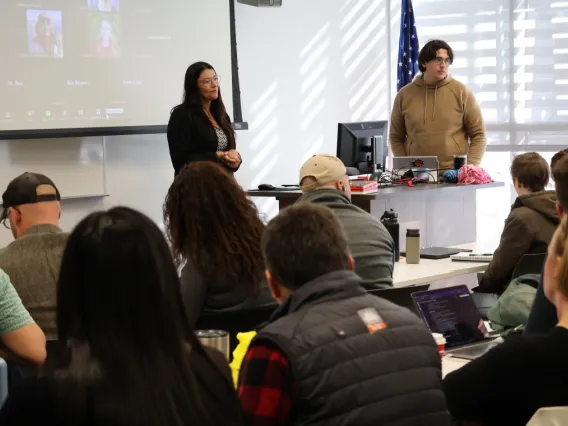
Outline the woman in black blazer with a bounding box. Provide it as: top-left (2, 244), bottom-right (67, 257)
top-left (167, 62), bottom-right (241, 176)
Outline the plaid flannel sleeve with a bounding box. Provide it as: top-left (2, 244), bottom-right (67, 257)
top-left (237, 343), bottom-right (295, 426)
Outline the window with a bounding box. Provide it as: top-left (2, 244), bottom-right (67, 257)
top-left (513, 0), bottom-right (568, 124)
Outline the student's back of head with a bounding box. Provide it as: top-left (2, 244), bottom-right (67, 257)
top-left (551, 149), bottom-right (568, 176)
top-left (51, 207), bottom-right (231, 425)
top-left (163, 161), bottom-right (265, 296)
top-left (554, 155), bottom-right (568, 215)
top-left (262, 202), bottom-right (353, 291)
top-left (510, 152), bottom-right (550, 194)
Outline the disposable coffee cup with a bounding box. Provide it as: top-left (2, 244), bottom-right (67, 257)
top-left (432, 333), bottom-right (446, 358)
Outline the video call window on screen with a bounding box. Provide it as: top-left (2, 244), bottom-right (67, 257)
top-left (25, 1), bottom-right (121, 60)
top-left (0, 0), bottom-right (225, 132)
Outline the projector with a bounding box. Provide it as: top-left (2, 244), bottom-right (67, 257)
top-left (237, 0), bottom-right (282, 6)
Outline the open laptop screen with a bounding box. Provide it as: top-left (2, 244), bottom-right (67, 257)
top-left (411, 285), bottom-right (489, 348)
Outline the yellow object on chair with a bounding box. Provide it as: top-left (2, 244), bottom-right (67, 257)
top-left (229, 331), bottom-right (257, 388)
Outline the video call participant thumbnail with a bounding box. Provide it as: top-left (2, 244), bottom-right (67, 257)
top-left (90, 16), bottom-right (120, 59)
top-left (27, 10), bottom-right (63, 58)
top-left (88, 0), bottom-right (120, 12)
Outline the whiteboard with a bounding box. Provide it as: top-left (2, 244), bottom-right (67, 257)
top-left (0, 137), bottom-right (106, 198)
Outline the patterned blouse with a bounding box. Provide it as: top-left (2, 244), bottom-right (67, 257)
top-left (215, 127), bottom-right (228, 151)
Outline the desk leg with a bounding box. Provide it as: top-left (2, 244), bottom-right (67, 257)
top-left (352, 199), bottom-right (371, 213)
top-left (278, 198), bottom-right (296, 210)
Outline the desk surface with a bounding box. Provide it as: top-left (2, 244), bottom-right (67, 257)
top-left (248, 181), bottom-right (504, 200)
top-left (393, 243), bottom-right (496, 287)
top-left (442, 356), bottom-right (470, 378)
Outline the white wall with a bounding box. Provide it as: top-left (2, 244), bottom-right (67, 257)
top-left (235, 0), bottom-right (390, 218)
top-left (0, 0), bottom-right (391, 245)
top-left (0, 133), bottom-right (173, 246)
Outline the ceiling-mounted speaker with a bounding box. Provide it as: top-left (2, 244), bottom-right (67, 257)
top-left (237, 0), bottom-right (282, 6)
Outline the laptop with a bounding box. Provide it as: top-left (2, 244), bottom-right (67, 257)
top-left (400, 247), bottom-right (473, 260)
top-left (368, 284), bottom-right (430, 314)
top-left (411, 285), bottom-right (503, 360)
top-left (392, 156), bottom-right (440, 183)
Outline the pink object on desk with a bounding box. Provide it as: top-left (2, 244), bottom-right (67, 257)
top-left (457, 164), bottom-right (493, 185)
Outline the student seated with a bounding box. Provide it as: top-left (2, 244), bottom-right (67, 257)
top-left (238, 203), bottom-right (450, 425)
top-left (526, 150), bottom-right (568, 333)
top-left (0, 207), bottom-right (243, 425)
top-left (444, 215), bottom-right (568, 426)
top-left (478, 152), bottom-right (559, 294)
top-left (0, 172), bottom-right (68, 341)
top-left (163, 161), bottom-right (274, 328)
top-left (297, 154), bottom-right (395, 289)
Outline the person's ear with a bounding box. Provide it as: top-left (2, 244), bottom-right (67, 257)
top-left (11, 208), bottom-right (22, 225)
top-left (347, 254), bottom-right (355, 272)
top-left (266, 270), bottom-right (284, 304)
top-left (557, 203), bottom-right (565, 218)
top-left (335, 180), bottom-right (346, 193)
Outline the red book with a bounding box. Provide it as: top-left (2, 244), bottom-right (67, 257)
top-left (349, 180), bottom-right (378, 192)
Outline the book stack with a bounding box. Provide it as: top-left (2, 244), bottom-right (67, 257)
top-left (349, 180), bottom-right (378, 193)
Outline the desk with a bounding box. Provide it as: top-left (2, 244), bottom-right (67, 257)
top-left (442, 356), bottom-right (470, 378)
top-left (393, 243), bottom-right (494, 287)
top-left (249, 182), bottom-right (504, 249)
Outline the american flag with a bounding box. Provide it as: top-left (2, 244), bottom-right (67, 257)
top-left (397, 0), bottom-right (419, 91)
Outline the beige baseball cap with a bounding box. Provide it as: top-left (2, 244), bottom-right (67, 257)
top-left (299, 154), bottom-right (347, 188)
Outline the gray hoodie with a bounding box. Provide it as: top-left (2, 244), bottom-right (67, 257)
top-left (297, 189), bottom-right (394, 289)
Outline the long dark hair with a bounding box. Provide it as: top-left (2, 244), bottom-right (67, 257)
top-left (56, 207), bottom-right (216, 425)
top-left (173, 61), bottom-right (236, 150)
top-left (163, 162), bottom-right (265, 296)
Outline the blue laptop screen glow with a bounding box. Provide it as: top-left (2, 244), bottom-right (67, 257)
top-left (412, 286), bottom-right (489, 348)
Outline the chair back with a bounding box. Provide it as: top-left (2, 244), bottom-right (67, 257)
top-left (511, 253), bottom-right (546, 281)
top-left (0, 357), bottom-right (8, 408)
top-left (195, 304), bottom-right (278, 355)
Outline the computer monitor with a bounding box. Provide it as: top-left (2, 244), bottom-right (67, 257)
top-left (336, 121), bottom-right (388, 174)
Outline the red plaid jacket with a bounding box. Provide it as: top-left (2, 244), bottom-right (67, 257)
top-left (237, 343), bottom-right (297, 425)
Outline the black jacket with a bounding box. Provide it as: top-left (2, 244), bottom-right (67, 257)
top-left (525, 255), bottom-right (558, 334)
top-left (179, 259), bottom-right (275, 328)
top-left (0, 348), bottom-right (243, 425)
top-left (167, 105), bottom-right (240, 176)
top-left (444, 327), bottom-right (568, 426)
top-left (253, 270), bottom-right (451, 426)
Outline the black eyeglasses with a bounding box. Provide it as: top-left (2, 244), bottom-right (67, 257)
top-left (432, 57), bottom-right (452, 65)
top-left (1, 207), bottom-right (19, 230)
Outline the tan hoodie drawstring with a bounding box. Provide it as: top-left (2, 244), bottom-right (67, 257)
top-left (432, 85), bottom-right (438, 120)
top-left (423, 88), bottom-right (427, 124)
top-left (423, 85), bottom-right (439, 123)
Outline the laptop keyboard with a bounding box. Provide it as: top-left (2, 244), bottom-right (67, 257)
top-left (448, 338), bottom-right (503, 360)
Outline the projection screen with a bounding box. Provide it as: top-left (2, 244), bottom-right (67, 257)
top-left (0, 0), bottom-right (233, 137)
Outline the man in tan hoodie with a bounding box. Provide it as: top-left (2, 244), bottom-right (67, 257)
top-left (389, 39), bottom-right (487, 172)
